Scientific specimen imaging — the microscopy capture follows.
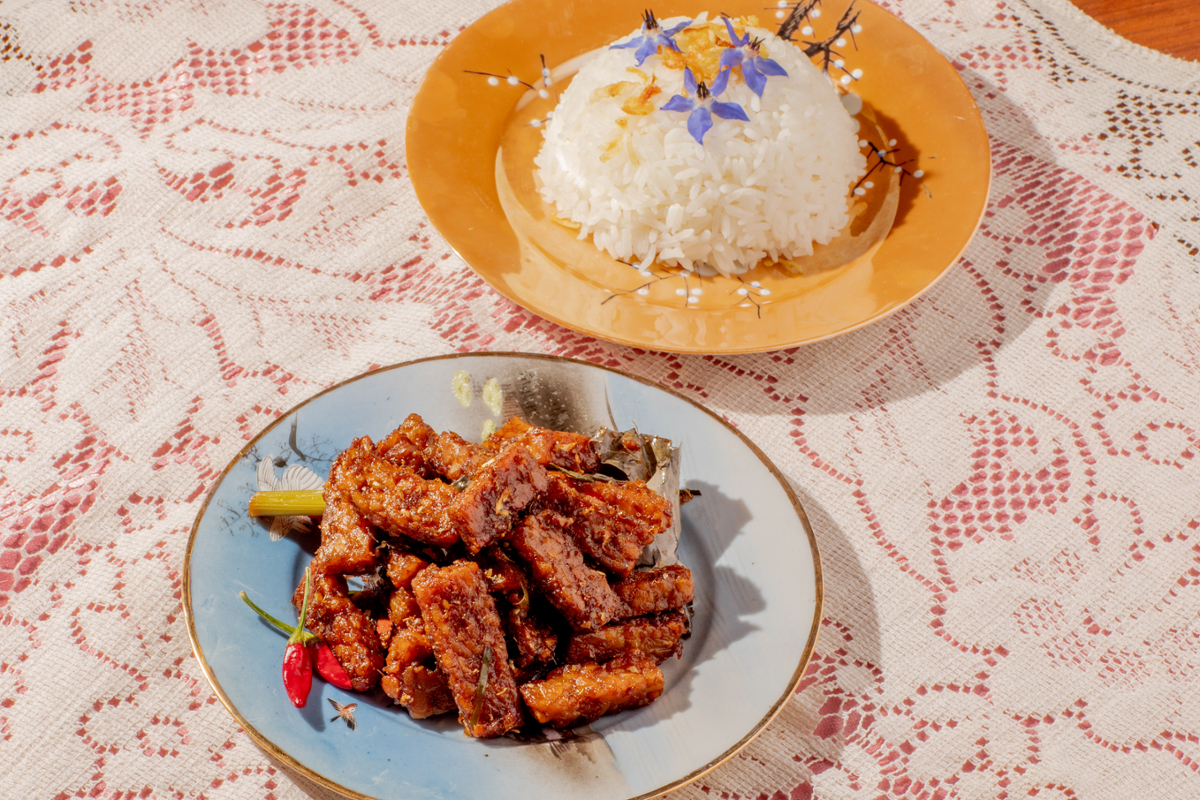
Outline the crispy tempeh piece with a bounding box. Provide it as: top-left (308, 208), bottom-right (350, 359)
top-left (503, 602), bottom-right (559, 669)
top-left (379, 589), bottom-right (457, 720)
top-left (488, 417), bottom-right (601, 473)
top-left (426, 430), bottom-right (492, 482)
top-left (566, 610), bottom-right (689, 664)
top-left (387, 549), bottom-right (431, 590)
top-left (507, 509), bottom-right (624, 632)
top-left (376, 413), bottom-right (437, 473)
top-left (398, 663), bottom-right (456, 719)
top-left (412, 561), bottom-right (523, 738)
top-left (611, 565), bottom-right (694, 619)
top-left (380, 622), bottom-right (434, 700)
top-left (313, 448), bottom-right (379, 576)
top-left (335, 436), bottom-right (459, 547)
top-left (476, 547), bottom-right (526, 595)
top-left (297, 570), bottom-right (386, 692)
top-left (545, 474), bottom-right (670, 579)
top-left (450, 443), bottom-right (547, 554)
top-left (387, 586), bottom-right (421, 627)
top-left (519, 654), bottom-right (664, 728)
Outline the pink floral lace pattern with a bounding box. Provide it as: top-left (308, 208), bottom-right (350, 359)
top-left (2, 0), bottom-right (1200, 798)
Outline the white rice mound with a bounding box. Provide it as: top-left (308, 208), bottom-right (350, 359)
top-left (535, 16), bottom-right (864, 276)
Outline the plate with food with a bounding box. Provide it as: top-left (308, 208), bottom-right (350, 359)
top-left (184, 352), bottom-right (822, 800)
top-left (407, 0), bottom-right (990, 353)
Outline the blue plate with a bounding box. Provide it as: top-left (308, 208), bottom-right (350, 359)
top-left (184, 353), bottom-right (822, 800)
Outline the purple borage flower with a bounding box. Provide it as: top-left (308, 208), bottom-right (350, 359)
top-left (719, 16), bottom-right (788, 97)
top-left (661, 67), bottom-right (749, 145)
top-left (609, 9), bottom-right (691, 66)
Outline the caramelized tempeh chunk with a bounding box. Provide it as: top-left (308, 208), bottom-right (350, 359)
top-left (450, 443), bottom-right (548, 554)
top-left (507, 509), bottom-right (624, 632)
top-left (412, 561), bottom-right (523, 738)
top-left (381, 622), bottom-right (434, 698)
top-left (297, 570), bottom-right (386, 692)
top-left (611, 565), bottom-right (694, 619)
top-left (398, 663), bottom-right (456, 719)
top-left (488, 417), bottom-right (601, 473)
top-left (519, 654), bottom-right (664, 727)
top-left (566, 610), bottom-right (689, 664)
top-left (545, 474), bottom-right (670, 579)
top-left (375, 413), bottom-right (437, 473)
top-left (476, 547), bottom-right (526, 595)
top-left (387, 586), bottom-right (421, 628)
top-left (503, 602), bottom-right (559, 670)
top-left (313, 449), bottom-right (379, 576)
top-left (426, 430), bottom-right (492, 482)
top-left (334, 436), bottom-right (459, 547)
top-left (386, 549), bottom-right (431, 590)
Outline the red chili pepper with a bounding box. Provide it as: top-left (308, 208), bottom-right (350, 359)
top-left (283, 637), bottom-right (313, 707)
top-left (313, 642), bottom-right (353, 690)
top-left (282, 566), bottom-right (316, 707)
top-left (240, 566), bottom-right (347, 708)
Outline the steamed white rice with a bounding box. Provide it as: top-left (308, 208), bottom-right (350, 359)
top-left (535, 15), bottom-right (864, 276)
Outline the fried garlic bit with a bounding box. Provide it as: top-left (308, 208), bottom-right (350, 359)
top-left (591, 67), bottom-right (662, 116)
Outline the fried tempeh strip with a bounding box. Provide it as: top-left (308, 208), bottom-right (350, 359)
top-left (375, 413), bottom-right (437, 473)
top-left (412, 561), bottom-right (523, 738)
top-left (508, 509), bottom-right (624, 632)
top-left (426, 430), bottom-right (492, 483)
top-left (519, 654), bottom-right (664, 727)
top-left (313, 446), bottom-right (380, 576)
top-left (545, 474), bottom-right (670, 579)
top-left (335, 436), bottom-right (459, 547)
top-left (297, 570), bottom-right (386, 692)
top-left (566, 610), bottom-right (689, 664)
top-left (450, 443), bottom-right (547, 554)
top-left (487, 417), bottom-right (601, 473)
top-left (611, 565), bottom-right (694, 619)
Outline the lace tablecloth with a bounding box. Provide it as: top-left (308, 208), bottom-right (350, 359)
top-left (3, 0), bottom-right (1199, 797)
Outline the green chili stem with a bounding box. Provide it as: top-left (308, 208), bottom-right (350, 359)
top-left (240, 591), bottom-right (298, 636)
top-left (290, 567), bottom-right (313, 646)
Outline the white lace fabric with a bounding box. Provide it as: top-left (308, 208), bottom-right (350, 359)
top-left (1, 0), bottom-right (1199, 797)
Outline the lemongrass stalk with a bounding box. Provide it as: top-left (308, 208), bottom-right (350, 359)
top-left (248, 490), bottom-right (326, 517)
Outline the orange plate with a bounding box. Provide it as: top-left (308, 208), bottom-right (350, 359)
top-left (407, 0), bottom-right (990, 353)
